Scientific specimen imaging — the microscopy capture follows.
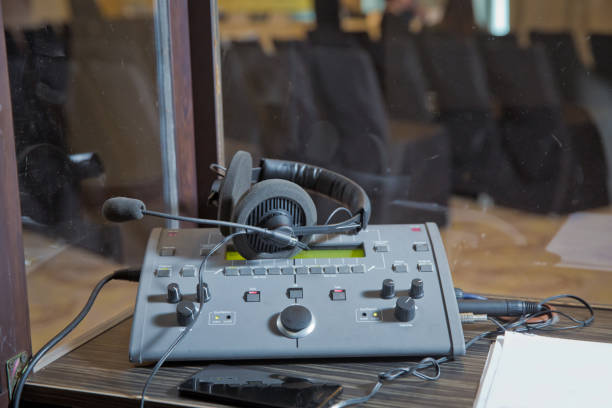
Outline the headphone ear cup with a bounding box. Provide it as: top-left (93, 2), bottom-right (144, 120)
top-left (232, 179), bottom-right (316, 260)
top-left (217, 151), bottom-right (253, 235)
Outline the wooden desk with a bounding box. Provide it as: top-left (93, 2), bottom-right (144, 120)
top-left (442, 198), bottom-right (612, 306)
top-left (24, 304), bottom-right (608, 407)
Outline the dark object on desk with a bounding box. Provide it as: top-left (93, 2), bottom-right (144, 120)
top-left (178, 365), bottom-right (342, 408)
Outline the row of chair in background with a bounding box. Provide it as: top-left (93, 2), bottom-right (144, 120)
top-left (384, 19), bottom-right (609, 215)
top-left (221, 24), bottom-right (611, 225)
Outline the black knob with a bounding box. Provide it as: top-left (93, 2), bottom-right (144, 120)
top-left (196, 282), bottom-right (211, 303)
top-left (167, 283), bottom-right (182, 303)
top-left (277, 305), bottom-right (315, 338)
top-left (176, 301), bottom-right (196, 326)
top-left (381, 279), bottom-right (395, 299)
top-left (410, 278), bottom-right (424, 299)
top-left (395, 296), bottom-right (416, 322)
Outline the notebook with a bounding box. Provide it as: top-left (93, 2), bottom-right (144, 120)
top-left (474, 331), bottom-right (612, 408)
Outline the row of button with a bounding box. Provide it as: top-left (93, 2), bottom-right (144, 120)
top-left (157, 265), bottom-right (197, 278)
top-left (243, 288), bottom-right (347, 302)
top-left (157, 262), bottom-right (433, 278)
top-left (224, 265), bottom-right (366, 276)
top-left (159, 242), bottom-right (430, 257)
top-left (391, 262), bottom-right (434, 273)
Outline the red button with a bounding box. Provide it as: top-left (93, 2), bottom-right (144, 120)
top-left (411, 227), bottom-right (421, 232)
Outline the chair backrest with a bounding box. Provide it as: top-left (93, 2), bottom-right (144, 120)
top-left (530, 31), bottom-right (583, 101)
top-left (482, 41), bottom-right (561, 110)
top-left (382, 17), bottom-right (432, 121)
top-left (418, 33), bottom-right (491, 112)
top-left (306, 35), bottom-right (390, 174)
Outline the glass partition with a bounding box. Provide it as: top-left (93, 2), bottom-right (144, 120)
top-left (218, 0), bottom-right (612, 305)
top-left (3, 0), bottom-right (164, 353)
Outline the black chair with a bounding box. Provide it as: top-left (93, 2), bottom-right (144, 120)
top-left (530, 31), bottom-right (584, 102)
top-left (380, 14), bottom-right (432, 122)
top-left (590, 34), bottom-right (612, 82)
top-left (482, 40), bottom-right (608, 213)
top-left (418, 33), bottom-right (502, 197)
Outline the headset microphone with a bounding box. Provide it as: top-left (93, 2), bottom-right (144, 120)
top-left (102, 197), bottom-right (146, 222)
top-left (102, 151), bottom-right (371, 260)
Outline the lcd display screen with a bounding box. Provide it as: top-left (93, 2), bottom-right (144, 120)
top-left (225, 244), bottom-right (365, 260)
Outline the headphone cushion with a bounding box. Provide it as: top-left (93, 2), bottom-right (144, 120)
top-left (232, 179), bottom-right (316, 260)
top-left (218, 151), bottom-right (253, 235)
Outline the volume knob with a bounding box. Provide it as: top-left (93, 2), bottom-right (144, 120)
top-left (277, 305), bottom-right (315, 338)
top-left (196, 282), bottom-right (211, 303)
top-left (410, 278), bottom-right (424, 299)
top-left (394, 296), bottom-right (416, 322)
top-left (167, 283), bottom-right (182, 303)
top-left (176, 301), bottom-right (196, 326)
top-left (381, 279), bottom-right (395, 299)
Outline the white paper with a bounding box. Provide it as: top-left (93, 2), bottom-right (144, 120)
top-left (546, 212), bottom-right (612, 272)
top-left (474, 332), bottom-right (612, 408)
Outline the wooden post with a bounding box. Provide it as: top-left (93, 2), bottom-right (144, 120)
top-left (0, 2), bottom-right (32, 407)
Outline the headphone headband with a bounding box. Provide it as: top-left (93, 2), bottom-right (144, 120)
top-left (258, 158), bottom-right (371, 230)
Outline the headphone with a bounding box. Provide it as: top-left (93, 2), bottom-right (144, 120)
top-left (102, 151), bottom-right (370, 260)
top-left (208, 151), bottom-right (371, 259)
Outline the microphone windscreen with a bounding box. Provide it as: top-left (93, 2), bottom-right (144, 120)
top-left (102, 197), bottom-right (146, 222)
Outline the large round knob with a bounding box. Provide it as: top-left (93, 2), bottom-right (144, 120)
top-left (410, 278), bottom-right (424, 299)
top-left (381, 279), bottom-right (395, 299)
top-left (176, 301), bottom-right (196, 326)
top-left (277, 305), bottom-right (315, 338)
top-left (394, 296), bottom-right (416, 322)
top-left (167, 283), bottom-right (182, 303)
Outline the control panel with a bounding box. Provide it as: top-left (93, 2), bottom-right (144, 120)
top-left (129, 223), bottom-right (465, 363)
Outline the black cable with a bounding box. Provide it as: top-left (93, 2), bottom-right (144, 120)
top-left (11, 267), bottom-right (141, 408)
top-left (331, 293), bottom-right (594, 408)
top-left (139, 231), bottom-right (244, 408)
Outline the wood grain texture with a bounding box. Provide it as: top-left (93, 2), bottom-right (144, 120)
top-left (0, 2), bottom-right (32, 407)
top-left (24, 304), bottom-right (609, 408)
top-left (188, 0), bottom-right (225, 219)
top-left (168, 0), bottom-right (199, 223)
top-left (442, 198), bottom-right (612, 306)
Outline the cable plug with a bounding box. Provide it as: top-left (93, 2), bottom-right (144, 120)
top-left (112, 267), bottom-right (141, 282)
top-left (460, 313), bottom-right (488, 323)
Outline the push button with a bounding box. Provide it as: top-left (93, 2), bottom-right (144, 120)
top-left (330, 289), bottom-right (346, 301)
top-left (295, 266), bottom-right (308, 275)
top-left (392, 263), bottom-right (409, 273)
top-left (309, 266), bottom-right (323, 274)
top-left (351, 265), bottom-right (366, 273)
top-left (281, 267), bottom-right (294, 275)
top-left (157, 266), bottom-right (172, 277)
top-left (200, 245), bottom-right (216, 256)
top-left (413, 243), bottom-right (429, 252)
top-left (373, 242), bottom-right (390, 252)
top-left (287, 287), bottom-right (304, 299)
top-left (267, 267), bottom-right (281, 275)
top-left (181, 265), bottom-right (196, 277)
top-left (253, 267), bottom-right (267, 276)
top-left (224, 267), bottom-right (239, 276)
top-left (244, 290), bottom-right (261, 302)
top-left (337, 265), bottom-right (351, 274)
top-left (239, 267), bottom-right (252, 276)
top-left (418, 263), bottom-right (434, 272)
top-left (323, 266), bottom-right (337, 274)
top-left (159, 246), bottom-right (176, 256)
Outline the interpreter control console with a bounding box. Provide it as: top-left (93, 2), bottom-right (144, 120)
top-left (129, 223), bottom-right (465, 363)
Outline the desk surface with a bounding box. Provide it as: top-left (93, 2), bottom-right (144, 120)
top-left (25, 304), bottom-right (610, 408)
